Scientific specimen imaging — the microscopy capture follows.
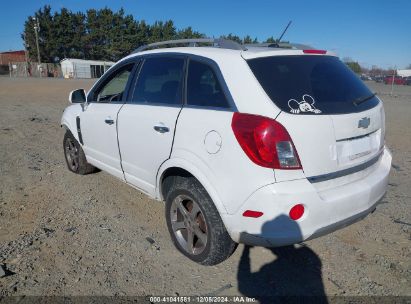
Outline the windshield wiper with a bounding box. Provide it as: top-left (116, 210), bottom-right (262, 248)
top-left (353, 93), bottom-right (377, 106)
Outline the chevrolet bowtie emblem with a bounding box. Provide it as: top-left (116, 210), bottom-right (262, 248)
top-left (358, 117), bottom-right (370, 129)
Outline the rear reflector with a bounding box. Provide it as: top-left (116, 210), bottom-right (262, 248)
top-left (242, 210), bottom-right (264, 218)
top-left (289, 204), bottom-right (305, 220)
top-left (303, 49), bottom-right (327, 54)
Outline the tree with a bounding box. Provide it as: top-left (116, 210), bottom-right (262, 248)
top-left (176, 27), bottom-right (204, 39)
top-left (53, 8), bottom-right (86, 60)
top-left (21, 5), bottom-right (264, 62)
top-left (342, 57), bottom-right (362, 74)
top-left (345, 61), bottom-right (362, 74)
top-left (242, 35), bottom-right (258, 44)
top-left (264, 36), bottom-right (277, 43)
top-left (220, 33), bottom-right (242, 44)
top-left (22, 5), bottom-right (54, 62)
top-left (83, 8), bottom-right (106, 60)
top-left (342, 57), bottom-right (353, 63)
top-left (148, 20), bottom-right (176, 44)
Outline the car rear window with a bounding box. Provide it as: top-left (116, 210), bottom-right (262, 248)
top-left (247, 55), bottom-right (379, 114)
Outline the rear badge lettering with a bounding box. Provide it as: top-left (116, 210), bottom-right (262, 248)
top-left (288, 94), bottom-right (322, 114)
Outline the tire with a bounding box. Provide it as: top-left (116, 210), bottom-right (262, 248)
top-left (164, 176), bottom-right (237, 265)
top-left (63, 130), bottom-right (95, 175)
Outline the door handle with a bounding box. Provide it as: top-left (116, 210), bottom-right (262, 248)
top-left (153, 124), bottom-right (170, 133)
top-left (105, 118), bottom-right (115, 125)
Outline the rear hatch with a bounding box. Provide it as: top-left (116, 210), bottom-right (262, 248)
top-left (247, 53), bottom-right (384, 185)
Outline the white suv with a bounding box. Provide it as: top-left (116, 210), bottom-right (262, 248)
top-left (62, 39), bottom-right (392, 265)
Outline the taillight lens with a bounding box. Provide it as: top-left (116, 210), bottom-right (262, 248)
top-left (231, 113), bottom-right (302, 169)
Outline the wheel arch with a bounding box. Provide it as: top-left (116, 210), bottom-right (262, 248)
top-left (61, 105), bottom-right (82, 143)
top-left (156, 159), bottom-right (228, 216)
top-left (61, 120), bottom-right (80, 143)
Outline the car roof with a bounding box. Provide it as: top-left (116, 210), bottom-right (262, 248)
top-left (121, 46), bottom-right (336, 63)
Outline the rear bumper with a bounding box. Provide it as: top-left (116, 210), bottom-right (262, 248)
top-left (225, 147), bottom-right (392, 246)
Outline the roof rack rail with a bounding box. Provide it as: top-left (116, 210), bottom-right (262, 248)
top-left (244, 42), bottom-right (314, 50)
top-left (133, 38), bottom-right (247, 53)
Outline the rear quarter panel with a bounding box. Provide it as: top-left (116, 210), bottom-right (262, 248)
top-left (168, 108), bottom-right (276, 215)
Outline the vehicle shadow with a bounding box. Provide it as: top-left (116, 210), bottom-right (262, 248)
top-left (237, 215), bottom-right (327, 303)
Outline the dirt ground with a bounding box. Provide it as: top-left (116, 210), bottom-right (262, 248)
top-left (0, 77), bottom-right (410, 299)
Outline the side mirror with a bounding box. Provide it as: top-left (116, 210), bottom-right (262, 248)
top-left (69, 89), bottom-right (87, 104)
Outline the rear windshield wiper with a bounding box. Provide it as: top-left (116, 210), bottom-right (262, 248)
top-left (353, 93), bottom-right (377, 106)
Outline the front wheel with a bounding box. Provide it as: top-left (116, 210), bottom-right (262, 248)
top-left (63, 131), bottom-right (95, 175)
top-left (165, 176), bottom-right (237, 265)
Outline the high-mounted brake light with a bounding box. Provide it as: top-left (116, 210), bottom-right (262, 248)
top-left (231, 113), bottom-right (302, 169)
top-left (303, 49), bottom-right (327, 54)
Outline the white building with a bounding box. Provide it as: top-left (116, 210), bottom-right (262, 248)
top-left (397, 69), bottom-right (411, 77)
top-left (60, 58), bottom-right (115, 79)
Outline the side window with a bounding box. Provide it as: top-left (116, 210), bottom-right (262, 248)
top-left (187, 60), bottom-right (230, 108)
top-left (132, 57), bottom-right (185, 105)
top-left (93, 63), bottom-right (134, 102)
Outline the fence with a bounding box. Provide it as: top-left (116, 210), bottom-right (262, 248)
top-left (8, 62), bottom-right (62, 78)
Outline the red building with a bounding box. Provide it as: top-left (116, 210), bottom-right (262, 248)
top-left (0, 50), bottom-right (26, 65)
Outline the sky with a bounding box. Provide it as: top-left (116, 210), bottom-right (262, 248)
top-left (0, 0), bottom-right (410, 69)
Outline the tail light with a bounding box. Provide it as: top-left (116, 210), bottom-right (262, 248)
top-left (231, 113), bottom-right (302, 169)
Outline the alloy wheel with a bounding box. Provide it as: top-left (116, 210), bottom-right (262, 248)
top-left (170, 194), bottom-right (208, 255)
top-left (65, 137), bottom-right (79, 172)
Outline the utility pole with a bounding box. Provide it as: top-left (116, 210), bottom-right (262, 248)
top-left (33, 17), bottom-right (41, 77)
top-left (22, 33), bottom-right (29, 77)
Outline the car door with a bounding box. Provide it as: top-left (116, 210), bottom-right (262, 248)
top-left (117, 55), bottom-right (185, 195)
top-left (80, 61), bottom-right (136, 180)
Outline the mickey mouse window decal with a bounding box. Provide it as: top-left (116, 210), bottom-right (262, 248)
top-left (288, 94), bottom-right (322, 114)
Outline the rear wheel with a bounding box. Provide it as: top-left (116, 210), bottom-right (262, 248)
top-left (63, 131), bottom-right (95, 175)
top-left (164, 176), bottom-right (237, 265)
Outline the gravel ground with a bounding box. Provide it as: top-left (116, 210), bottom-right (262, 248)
top-left (0, 77), bottom-right (410, 299)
